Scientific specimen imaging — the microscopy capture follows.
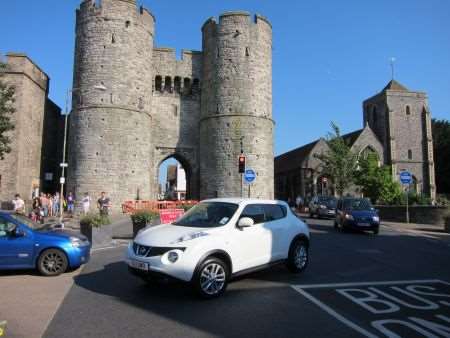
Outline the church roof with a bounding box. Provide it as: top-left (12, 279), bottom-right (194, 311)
top-left (382, 79), bottom-right (409, 92)
top-left (275, 140), bottom-right (320, 173)
top-left (342, 129), bottom-right (363, 146)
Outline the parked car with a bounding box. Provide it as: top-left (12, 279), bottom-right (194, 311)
top-left (309, 196), bottom-right (337, 219)
top-left (334, 198), bottom-right (380, 234)
top-left (126, 198), bottom-right (310, 298)
top-left (0, 212), bottom-right (91, 275)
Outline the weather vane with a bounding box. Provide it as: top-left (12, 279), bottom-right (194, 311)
top-left (390, 57), bottom-right (396, 80)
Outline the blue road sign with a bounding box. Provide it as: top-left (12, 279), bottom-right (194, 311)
top-left (244, 169), bottom-right (256, 184)
top-left (399, 171), bottom-right (412, 185)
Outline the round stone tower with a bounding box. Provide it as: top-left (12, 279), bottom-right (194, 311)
top-left (68, 0), bottom-right (155, 211)
top-left (200, 12), bottom-right (274, 199)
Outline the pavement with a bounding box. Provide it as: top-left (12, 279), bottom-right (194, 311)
top-left (1, 215), bottom-right (450, 337)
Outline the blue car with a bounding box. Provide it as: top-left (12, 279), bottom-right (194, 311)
top-left (0, 212), bottom-right (91, 276)
top-left (334, 198), bottom-right (380, 235)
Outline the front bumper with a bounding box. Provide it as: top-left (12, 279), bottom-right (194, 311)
top-left (125, 244), bottom-right (195, 282)
top-left (66, 244), bottom-right (91, 268)
top-left (317, 208), bottom-right (336, 218)
top-left (344, 220), bottom-right (379, 231)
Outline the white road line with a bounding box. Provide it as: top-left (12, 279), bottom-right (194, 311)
top-left (292, 279), bottom-right (446, 289)
top-left (91, 243), bottom-right (128, 253)
top-left (291, 286), bottom-right (378, 338)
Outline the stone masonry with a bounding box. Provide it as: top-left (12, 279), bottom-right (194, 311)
top-left (68, 0), bottom-right (274, 211)
top-left (0, 54), bottom-right (63, 204)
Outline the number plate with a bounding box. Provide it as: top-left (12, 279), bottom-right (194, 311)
top-left (358, 222), bottom-right (370, 227)
top-left (129, 259), bottom-right (149, 271)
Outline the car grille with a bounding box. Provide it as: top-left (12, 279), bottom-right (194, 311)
top-left (132, 243), bottom-right (185, 257)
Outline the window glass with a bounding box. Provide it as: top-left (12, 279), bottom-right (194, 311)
top-left (263, 204), bottom-right (286, 221)
top-left (0, 216), bottom-right (16, 237)
top-left (173, 202), bottom-right (238, 228)
top-left (240, 204), bottom-right (265, 224)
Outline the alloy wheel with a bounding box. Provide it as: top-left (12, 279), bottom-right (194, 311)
top-left (199, 263), bottom-right (226, 295)
top-left (41, 251), bottom-right (65, 274)
top-left (294, 244), bottom-right (308, 269)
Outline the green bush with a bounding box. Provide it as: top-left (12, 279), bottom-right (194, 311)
top-left (131, 210), bottom-right (159, 226)
top-left (80, 213), bottom-right (111, 228)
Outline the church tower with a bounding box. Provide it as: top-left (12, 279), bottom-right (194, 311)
top-left (363, 80), bottom-right (436, 199)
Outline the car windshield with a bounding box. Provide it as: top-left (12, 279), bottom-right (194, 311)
top-left (9, 213), bottom-right (53, 231)
top-left (319, 197), bottom-right (337, 207)
top-left (344, 199), bottom-right (373, 211)
top-left (173, 202), bottom-right (239, 228)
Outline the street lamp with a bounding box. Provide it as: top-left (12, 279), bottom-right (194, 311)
top-left (59, 84), bottom-right (107, 225)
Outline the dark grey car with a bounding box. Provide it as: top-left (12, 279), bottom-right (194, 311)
top-left (308, 196), bottom-right (337, 219)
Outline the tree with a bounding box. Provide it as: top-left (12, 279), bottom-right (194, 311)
top-left (315, 122), bottom-right (358, 196)
top-left (432, 118), bottom-right (450, 195)
top-left (0, 62), bottom-right (15, 160)
top-left (355, 152), bottom-right (402, 204)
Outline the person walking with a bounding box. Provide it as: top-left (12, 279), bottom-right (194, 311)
top-left (97, 192), bottom-right (111, 216)
top-left (53, 192), bottom-right (60, 217)
top-left (67, 192), bottom-right (75, 217)
top-left (40, 193), bottom-right (49, 217)
top-left (12, 194), bottom-right (25, 214)
top-left (47, 194), bottom-right (53, 217)
top-left (82, 192), bottom-right (92, 215)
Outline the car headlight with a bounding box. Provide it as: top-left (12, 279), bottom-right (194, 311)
top-left (70, 237), bottom-right (81, 248)
top-left (373, 216), bottom-right (380, 222)
top-left (345, 214), bottom-right (354, 221)
top-left (171, 231), bottom-right (209, 244)
top-left (167, 251), bottom-right (179, 263)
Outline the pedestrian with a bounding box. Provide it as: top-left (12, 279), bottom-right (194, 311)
top-left (47, 194), bottom-right (53, 217)
top-left (82, 192), bottom-right (92, 215)
top-left (295, 195), bottom-right (303, 211)
top-left (40, 193), bottom-right (49, 217)
top-left (67, 192), bottom-right (75, 217)
top-left (12, 194), bottom-right (25, 214)
top-left (53, 192), bottom-right (60, 216)
top-left (97, 192), bottom-right (111, 216)
top-left (31, 197), bottom-right (42, 223)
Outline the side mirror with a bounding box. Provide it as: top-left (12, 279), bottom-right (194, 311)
top-left (237, 217), bottom-right (254, 228)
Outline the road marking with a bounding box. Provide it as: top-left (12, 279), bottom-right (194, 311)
top-left (292, 279), bottom-right (447, 289)
top-left (292, 286), bottom-right (378, 338)
top-left (91, 243), bottom-right (128, 253)
top-left (292, 280), bottom-right (450, 338)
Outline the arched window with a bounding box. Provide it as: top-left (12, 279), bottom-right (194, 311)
top-left (408, 149), bottom-right (412, 160)
top-left (164, 76), bottom-right (172, 92)
top-left (406, 105), bottom-right (411, 115)
top-left (155, 76), bottom-right (162, 92)
top-left (174, 76), bottom-right (181, 93)
top-left (192, 78), bottom-right (200, 94)
top-left (183, 78), bottom-right (191, 95)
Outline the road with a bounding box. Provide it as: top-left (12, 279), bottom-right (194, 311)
top-left (16, 217), bottom-right (450, 337)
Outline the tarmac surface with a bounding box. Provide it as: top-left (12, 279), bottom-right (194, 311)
top-left (2, 215), bottom-right (450, 337)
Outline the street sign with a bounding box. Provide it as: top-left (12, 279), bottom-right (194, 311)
top-left (399, 171), bottom-right (412, 185)
top-left (60, 163), bottom-right (68, 167)
top-left (244, 169), bottom-right (256, 184)
top-left (60, 177), bottom-right (65, 184)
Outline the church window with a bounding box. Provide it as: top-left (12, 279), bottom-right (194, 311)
top-left (164, 76), bottom-right (172, 92)
top-left (172, 104), bottom-right (178, 117)
top-left (406, 105), bottom-right (411, 115)
top-left (111, 33), bottom-right (116, 44)
top-left (155, 76), bottom-right (162, 92)
top-left (408, 149), bottom-right (412, 160)
top-left (174, 77), bottom-right (181, 93)
top-left (125, 21), bottom-right (130, 28)
top-left (245, 47), bottom-right (250, 57)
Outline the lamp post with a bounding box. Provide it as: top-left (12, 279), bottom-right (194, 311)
top-left (59, 84), bottom-right (107, 225)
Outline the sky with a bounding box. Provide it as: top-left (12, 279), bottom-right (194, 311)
top-left (1, 0), bottom-right (449, 184)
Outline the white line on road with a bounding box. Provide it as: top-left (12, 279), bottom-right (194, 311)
top-left (292, 286), bottom-right (378, 338)
top-left (292, 279), bottom-right (446, 289)
top-left (91, 243), bottom-right (128, 253)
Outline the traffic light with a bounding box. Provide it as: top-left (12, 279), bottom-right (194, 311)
top-left (238, 155), bottom-right (245, 173)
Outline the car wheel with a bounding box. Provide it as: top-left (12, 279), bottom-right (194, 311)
top-left (37, 249), bottom-right (68, 276)
top-left (194, 257), bottom-right (229, 299)
top-left (287, 239), bottom-right (309, 273)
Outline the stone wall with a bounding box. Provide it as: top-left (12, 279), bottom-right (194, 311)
top-left (376, 205), bottom-right (448, 226)
top-left (0, 53), bottom-right (49, 202)
top-left (200, 12), bottom-right (274, 199)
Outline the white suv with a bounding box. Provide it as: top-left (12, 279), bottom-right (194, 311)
top-left (126, 198), bottom-right (310, 298)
